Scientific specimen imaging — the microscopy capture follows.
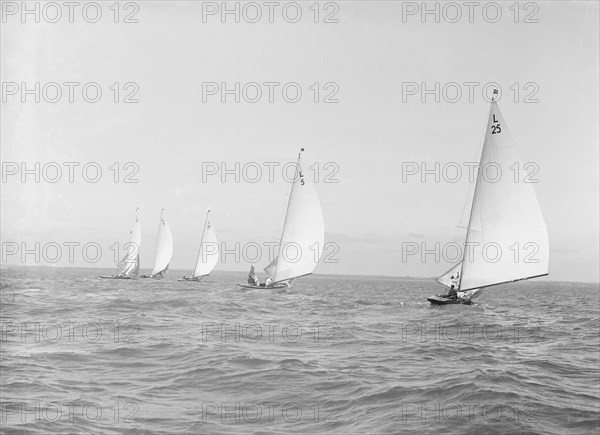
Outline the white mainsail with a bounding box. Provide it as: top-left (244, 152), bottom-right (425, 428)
top-left (452, 99), bottom-right (549, 291)
top-left (150, 209), bottom-right (174, 277)
top-left (117, 208), bottom-right (141, 277)
top-left (192, 210), bottom-right (219, 278)
top-left (272, 149), bottom-right (325, 284)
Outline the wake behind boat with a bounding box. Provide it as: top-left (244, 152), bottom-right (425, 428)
top-left (140, 209), bottom-right (173, 279)
top-left (100, 208), bottom-right (141, 279)
top-left (428, 90), bottom-right (549, 305)
top-left (238, 148), bottom-right (325, 290)
top-left (178, 210), bottom-right (219, 282)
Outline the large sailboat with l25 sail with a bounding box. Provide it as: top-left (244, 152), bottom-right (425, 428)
top-left (100, 207), bottom-right (141, 279)
top-left (428, 91), bottom-right (549, 305)
top-left (237, 148), bottom-right (325, 290)
top-left (140, 209), bottom-right (174, 279)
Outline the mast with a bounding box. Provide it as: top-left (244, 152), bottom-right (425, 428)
top-left (457, 94), bottom-right (495, 291)
top-left (193, 209), bottom-right (211, 278)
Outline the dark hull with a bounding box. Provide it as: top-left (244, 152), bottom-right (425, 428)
top-left (427, 296), bottom-right (472, 305)
top-left (99, 275), bottom-right (133, 280)
top-left (236, 283), bottom-right (287, 290)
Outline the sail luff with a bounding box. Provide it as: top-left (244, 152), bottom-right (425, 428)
top-left (192, 210), bottom-right (210, 277)
top-left (192, 210), bottom-right (219, 278)
top-left (151, 209), bottom-right (174, 277)
top-left (458, 103), bottom-right (493, 291)
top-left (272, 150), bottom-right (301, 281)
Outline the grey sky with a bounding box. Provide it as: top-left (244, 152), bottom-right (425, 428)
top-left (2, 1), bottom-right (598, 282)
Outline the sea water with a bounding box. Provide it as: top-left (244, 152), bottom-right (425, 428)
top-left (1, 267), bottom-right (599, 434)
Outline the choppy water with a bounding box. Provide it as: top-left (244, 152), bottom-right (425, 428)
top-left (1, 267), bottom-right (599, 434)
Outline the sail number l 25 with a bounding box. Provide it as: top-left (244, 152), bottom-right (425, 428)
top-left (491, 114), bottom-right (502, 134)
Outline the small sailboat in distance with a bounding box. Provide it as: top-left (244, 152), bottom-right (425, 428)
top-left (428, 90), bottom-right (549, 305)
top-left (100, 207), bottom-right (141, 279)
top-left (179, 210), bottom-right (219, 281)
top-left (237, 148), bottom-right (325, 289)
top-left (141, 209), bottom-right (173, 279)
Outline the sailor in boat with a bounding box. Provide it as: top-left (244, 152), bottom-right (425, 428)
top-left (447, 274), bottom-right (459, 299)
top-left (265, 276), bottom-right (273, 288)
top-left (248, 266), bottom-right (259, 286)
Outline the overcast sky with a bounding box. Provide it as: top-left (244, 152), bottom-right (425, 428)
top-left (2, 1), bottom-right (598, 282)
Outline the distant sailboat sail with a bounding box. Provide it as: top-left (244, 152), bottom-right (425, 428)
top-left (272, 148), bottom-right (325, 284)
top-left (433, 96), bottom-right (549, 302)
top-left (150, 209), bottom-right (173, 278)
top-left (191, 210), bottom-right (219, 279)
top-left (101, 208), bottom-right (141, 279)
top-left (118, 208), bottom-right (141, 277)
top-left (100, 207), bottom-right (142, 279)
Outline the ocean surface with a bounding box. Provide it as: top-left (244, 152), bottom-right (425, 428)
top-left (1, 267), bottom-right (599, 434)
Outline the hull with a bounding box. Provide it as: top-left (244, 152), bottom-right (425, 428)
top-left (178, 277), bottom-right (205, 282)
top-left (427, 296), bottom-right (472, 305)
top-left (236, 283), bottom-right (287, 290)
top-left (100, 275), bottom-right (133, 279)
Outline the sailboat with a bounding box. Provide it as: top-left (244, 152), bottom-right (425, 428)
top-left (237, 148), bottom-right (325, 289)
top-left (179, 210), bottom-right (219, 281)
top-left (100, 207), bottom-right (141, 279)
top-left (140, 209), bottom-right (174, 279)
top-left (428, 91), bottom-right (549, 305)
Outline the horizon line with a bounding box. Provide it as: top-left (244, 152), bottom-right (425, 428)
top-left (1, 264), bottom-right (599, 286)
